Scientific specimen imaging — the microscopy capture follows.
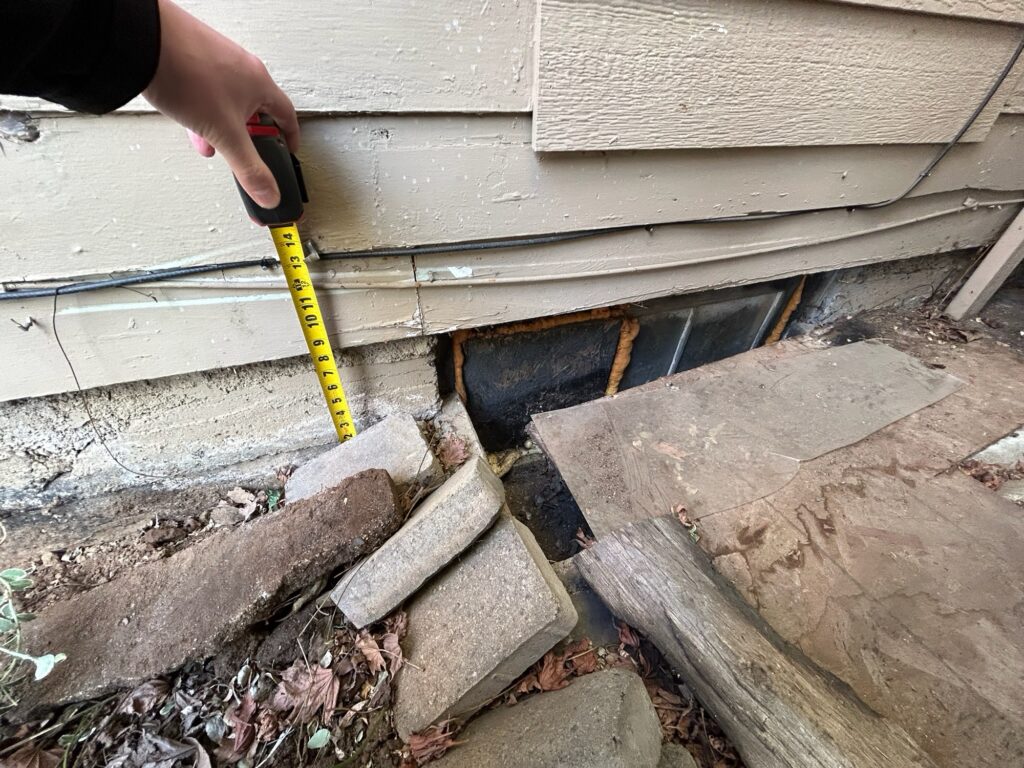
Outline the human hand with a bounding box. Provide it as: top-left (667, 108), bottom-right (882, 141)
top-left (142, 0), bottom-right (299, 209)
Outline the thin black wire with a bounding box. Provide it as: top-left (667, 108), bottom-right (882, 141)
top-left (3, 34), bottom-right (1022, 304)
top-left (51, 286), bottom-right (177, 480)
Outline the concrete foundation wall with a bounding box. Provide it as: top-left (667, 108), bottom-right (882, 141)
top-left (789, 251), bottom-right (974, 333)
top-left (0, 336), bottom-right (439, 561)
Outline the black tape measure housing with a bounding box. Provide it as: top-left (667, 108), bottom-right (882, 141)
top-left (235, 117), bottom-right (308, 227)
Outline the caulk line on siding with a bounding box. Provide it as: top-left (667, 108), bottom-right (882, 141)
top-left (56, 293), bottom-right (290, 316)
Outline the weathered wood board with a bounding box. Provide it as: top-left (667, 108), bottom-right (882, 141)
top-left (698, 336), bottom-right (1024, 768)
top-left (3, 190), bottom-right (1017, 401)
top-left (0, 0), bottom-right (533, 114)
top-left (578, 517), bottom-right (938, 768)
top-left (946, 207), bottom-right (1024, 318)
top-left (9, 114), bottom-right (1024, 285)
top-left (0, 261), bottom-right (421, 402)
top-left (541, 330), bottom-right (1024, 768)
top-left (532, 0), bottom-right (1023, 151)
top-left (532, 340), bottom-right (963, 536)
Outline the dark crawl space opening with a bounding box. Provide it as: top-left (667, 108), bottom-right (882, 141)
top-left (435, 279), bottom-right (802, 561)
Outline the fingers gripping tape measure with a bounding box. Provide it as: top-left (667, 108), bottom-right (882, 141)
top-left (235, 114), bottom-right (356, 443)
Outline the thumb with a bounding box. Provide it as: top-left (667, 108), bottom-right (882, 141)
top-left (216, 123), bottom-right (281, 210)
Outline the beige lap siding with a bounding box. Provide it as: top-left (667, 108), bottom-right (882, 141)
top-left (532, 0), bottom-right (1023, 151)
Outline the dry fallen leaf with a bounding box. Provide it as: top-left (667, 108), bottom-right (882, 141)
top-left (408, 721), bottom-right (461, 765)
top-left (386, 610), bottom-right (409, 640)
top-left (270, 662), bottom-right (340, 725)
top-left (219, 693), bottom-right (257, 763)
top-left (536, 649), bottom-right (572, 692)
top-left (5, 744), bottom-right (62, 768)
top-left (514, 669), bottom-right (540, 696)
top-left (436, 435), bottom-right (471, 470)
top-left (617, 621), bottom-right (640, 649)
top-left (254, 707), bottom-right (285, 744)
top-left (356, 630), bottom-right (387, 675)
top-left (646, 681), bottom-right (694, 740)
top-left (564, 638), bottom-right (598, 676)
top-left (337, 698), bottom-right (368, 729)
top-left (117, 678), bottom-right (170, 716)
top-left (574, 527), bottom-right (596, 550)
top-left (515, 638), bottom-right (597, 698)
top-left (382, 632), bottom-right (404, 676)
top-left (184, 737), bottom-right (213, 768)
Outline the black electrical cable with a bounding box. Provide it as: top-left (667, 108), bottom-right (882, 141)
top-left (4, 34), bottom-right (1022, 302)
top-left (4, 258), bottom-right (277, 300)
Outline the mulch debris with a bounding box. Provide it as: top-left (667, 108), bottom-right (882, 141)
top-left (960, 458), bottom-right (1024, 498)
top-left (2, 591), bottom-right (741, 768)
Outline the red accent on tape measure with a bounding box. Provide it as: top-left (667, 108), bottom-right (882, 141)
top-left (247, 124), bottom-right (281, 137)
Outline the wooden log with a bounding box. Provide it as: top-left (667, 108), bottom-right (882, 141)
top-left (576, 516), bottom-right (937, 768)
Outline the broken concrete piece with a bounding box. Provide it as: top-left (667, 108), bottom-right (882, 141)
top-left (285, 414), bottom-right (441, 503)
top-left (394, 515), bottom-right (577, 738)
top-left (332, 455), bottom-right (505, 628)
top-left (19, 469), bottom-right (402, 714)
top-left (659, 744), bottom-right (699, 768)
top-left (432, 669), bottom-right (662, 768)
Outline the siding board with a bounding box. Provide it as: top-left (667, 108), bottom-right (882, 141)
top-left (2, 191), bottom-right (1017, 401)
top-left (533, 0), bottom-right (1023, 151)
top-left (0, 0), bottom-right (533, 114)
top-left (6, 114), bottom-right (1024, 284)
top-left (1004, 78), bottom-right (1024, 113)
top-left (2, 259), bottom-right (421, 402)
top-left (414, 191), bottom-right (1021, 330)
top-left (831, 0), bottom-right (1024, 23)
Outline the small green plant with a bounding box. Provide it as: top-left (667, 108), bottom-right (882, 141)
top-left (0, 524), bottom-right (66, 709)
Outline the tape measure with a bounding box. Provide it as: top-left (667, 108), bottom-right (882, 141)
top-left (235, 115), bottom-right (356, 442)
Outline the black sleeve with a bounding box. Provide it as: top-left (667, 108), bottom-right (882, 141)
top-left (0, 0), bottom-right (161, 114)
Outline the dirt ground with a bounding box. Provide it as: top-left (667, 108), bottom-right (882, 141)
top-left (18, 485), bottom-right (284, 614)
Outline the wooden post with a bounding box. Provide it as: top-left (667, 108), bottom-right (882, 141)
top-left (945, 208), bottom-right (1024, 320)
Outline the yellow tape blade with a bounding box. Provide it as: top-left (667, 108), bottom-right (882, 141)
top-left (271, 224), bottom-right (356, 443)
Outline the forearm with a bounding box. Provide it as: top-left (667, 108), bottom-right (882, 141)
top-left (0, 0), bottom-right (160, 114)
